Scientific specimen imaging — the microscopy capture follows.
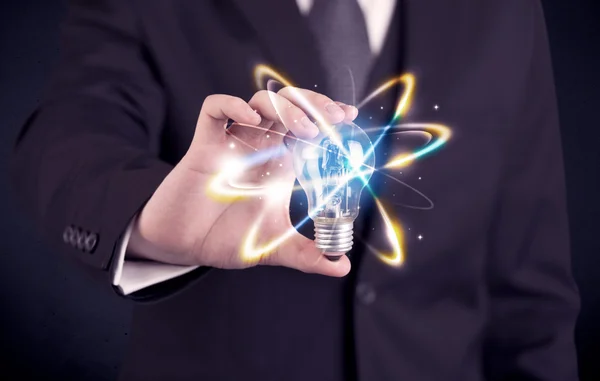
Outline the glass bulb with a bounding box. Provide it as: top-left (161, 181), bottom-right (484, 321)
top-left (292, 122), bottom-right (375, 260)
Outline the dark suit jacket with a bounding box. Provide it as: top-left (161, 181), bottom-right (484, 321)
top-left (10, 0), bottom-right (580, 380)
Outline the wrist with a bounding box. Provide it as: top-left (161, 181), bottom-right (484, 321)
top-left (126, 214), bottom-right (197, 266)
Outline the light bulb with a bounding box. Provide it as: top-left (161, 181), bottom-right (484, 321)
top-left (292, 122), bottom-right (375, 261)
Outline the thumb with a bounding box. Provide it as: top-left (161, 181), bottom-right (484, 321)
top-left (268, 231), bottom-right (351, 277)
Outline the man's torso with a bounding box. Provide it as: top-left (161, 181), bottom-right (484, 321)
top-left (117, 1), bottom-right (537, 380)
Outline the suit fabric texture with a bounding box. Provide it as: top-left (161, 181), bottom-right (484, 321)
top-left (10, 0), bottom-right (580, 380)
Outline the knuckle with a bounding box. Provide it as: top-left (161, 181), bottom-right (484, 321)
top-left (277, 107), bottom-right (297, 123)
top-left (289, 109), bottom-right (305, 122)
top-left (317, 94), bottom-right (332, 106)
top-left (277, 86), bottom-right (289, 95)
top-left (229, 96), bottom-right (247, 109)
top-left (249, 90), bottom-right (269, 105)
top-left (202, 94), bottom-right (220, 106)
top-left (254, 89), bottom-right (269, 99)
top-left (277, 86), bottom-right (297, 97)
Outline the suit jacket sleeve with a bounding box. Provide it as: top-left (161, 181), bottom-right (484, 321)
top-left (10, 0), bottom-right (174, 288)
top-left (112, 215), bottom-right (199, 295)
top-left (483, 2), bottom-right (580, 380)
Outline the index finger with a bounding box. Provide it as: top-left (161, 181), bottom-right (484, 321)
top-left (193, 94), bottom-right (262, 145)
top-left (277, 87), bottom-right (359, 127)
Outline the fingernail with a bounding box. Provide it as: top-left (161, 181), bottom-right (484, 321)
top-left (301, 117), bottom-right (318, 133)
top-left (325, 102), bottom-right (345, 118)
top-left (324, 254), bottom-right (342, 262)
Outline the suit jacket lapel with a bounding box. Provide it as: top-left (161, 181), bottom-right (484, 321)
top-left (230, 0), bottom-right (327, 91)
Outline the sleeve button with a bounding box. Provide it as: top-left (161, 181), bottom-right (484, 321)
top-left (62, 226), bottom-right (73, 244)
top-left (76, 230), bottom-right (86, 250)
top-left (84, 233), bottom-right (98, 253)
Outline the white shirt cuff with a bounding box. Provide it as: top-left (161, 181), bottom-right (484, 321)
top-left (111, 216), bottom-right (199, 295)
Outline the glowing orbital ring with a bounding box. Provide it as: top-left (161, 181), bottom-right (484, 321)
top-left (255, 65), bottom-right (353, 155)
top-left (227, 65), bottom-right (452, 266)
top-left (244, 67), bottom-right (419, 265)
top-left (207, 123), bottom-right (349, 200)
top-left (352, 74), bottom-right (416, 266)
top-left (206, 127), bottom-right (289, 200)
top-left (355, 74), bottom-right (451, 266)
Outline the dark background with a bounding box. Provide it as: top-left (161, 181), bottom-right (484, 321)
top-left (0, 0), bottom-right (598, 380)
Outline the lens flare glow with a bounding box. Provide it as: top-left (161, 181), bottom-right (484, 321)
top-left (255, 65), bottom-right (343, 146)
top-left (370, 198), bottom-right (405, 266)
top-left (384, 124), bottom-right (452, 169)
top-left (241, 213), bottom-right (298, 263)
top-left (209, 65), bottom-right (452, 266)
top-left (356, 73), bottom-right (415, 123)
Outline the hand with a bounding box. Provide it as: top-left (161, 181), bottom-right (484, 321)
top-left (128, 88), bottom-right (358, 277)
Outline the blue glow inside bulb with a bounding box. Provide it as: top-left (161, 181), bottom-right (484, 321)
top-left (293, 122), bottom-right (375, 225)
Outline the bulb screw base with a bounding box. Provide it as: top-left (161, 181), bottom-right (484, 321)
top-left (314, 221), bottom-right (353, 258)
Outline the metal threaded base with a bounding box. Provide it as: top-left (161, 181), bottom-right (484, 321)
top-left (314, 221), bottom-right (353, 255)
